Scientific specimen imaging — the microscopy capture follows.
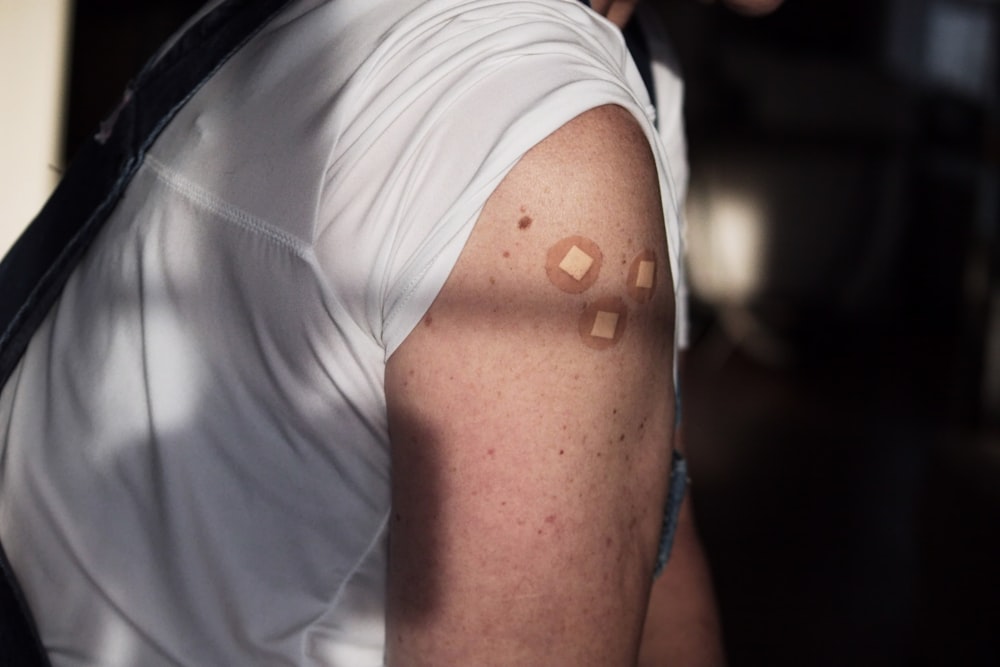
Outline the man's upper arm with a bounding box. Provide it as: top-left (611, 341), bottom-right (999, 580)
top-left (384, 105), bottom-right (677, 666)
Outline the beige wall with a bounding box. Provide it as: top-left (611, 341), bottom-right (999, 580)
top-left (0, 0), bottom-right (73, 255)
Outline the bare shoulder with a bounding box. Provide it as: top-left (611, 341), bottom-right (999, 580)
top-left (385, 104), bottom-right (677, 666)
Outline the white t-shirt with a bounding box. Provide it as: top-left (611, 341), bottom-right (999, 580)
top-left (0, 0), bottom-right (687, 665)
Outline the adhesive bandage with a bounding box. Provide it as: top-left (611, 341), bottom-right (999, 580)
top-left (546, 236), bottom-right (603, 293)
top-left (626, 250), bottom-right (657, 304)
top-left (579, 297), bottom-right (627, 350)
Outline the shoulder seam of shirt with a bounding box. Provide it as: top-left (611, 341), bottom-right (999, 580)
top-left (145, 154), bottom-right (314, 260)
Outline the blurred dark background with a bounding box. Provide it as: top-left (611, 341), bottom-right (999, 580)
top-left (64, 0), bottom-right (1000, 665)
top-left (659, 1), bottom-right (1000, 666)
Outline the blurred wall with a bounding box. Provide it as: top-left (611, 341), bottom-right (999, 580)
top-left (0, 0), bottom-right (73, 255)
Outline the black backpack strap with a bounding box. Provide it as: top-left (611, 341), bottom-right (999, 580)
top-left (0, 1), bottom-right (292, 664)
top-left (0, 540), bottom-right (51, 667)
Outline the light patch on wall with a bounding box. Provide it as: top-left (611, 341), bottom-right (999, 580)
top-left (924, 0), bottom-right (996, 98)
top-left (887, 0), bottom-right (998, 100)
top-left (687, 192), bottom-right (768, 303)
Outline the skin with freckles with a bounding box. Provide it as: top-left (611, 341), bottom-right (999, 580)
top-left (383, 2), bottom-right (782, 665)
top-left (385, 105), bottom-right (675, 666)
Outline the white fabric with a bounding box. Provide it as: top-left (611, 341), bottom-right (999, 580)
top-left (0, 0), bottom-right (687, 665)
top-left (639, 2), bottom-right (691, 348)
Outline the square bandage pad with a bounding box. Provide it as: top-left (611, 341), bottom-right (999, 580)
top-left (558, 245), bottom-right (595, 282)
top-left (635, 260), bottom-right (655, 289)
top-left (590, 310), bottom-right (620, 340)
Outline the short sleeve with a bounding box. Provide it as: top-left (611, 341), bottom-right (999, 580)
top-left (314, 0), bottom-right (685, 359)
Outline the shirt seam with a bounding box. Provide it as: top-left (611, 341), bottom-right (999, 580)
top-left (145, 155), bottom-right (314, 261)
